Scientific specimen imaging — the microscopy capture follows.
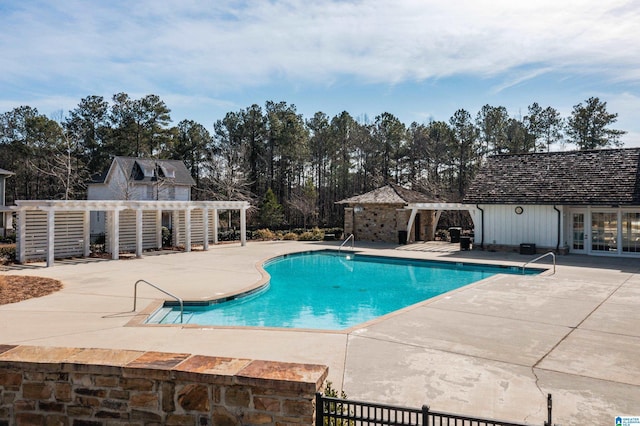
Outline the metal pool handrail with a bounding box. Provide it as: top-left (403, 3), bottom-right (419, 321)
top-left (133, 279), bottom-right (184, 323)
top-left (522, 251), bottom-right (556, 275)
top-left (339, 233), bottom-right (355, 252)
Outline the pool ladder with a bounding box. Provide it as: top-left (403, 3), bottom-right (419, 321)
top-left (132, 279), bottom-right (184, 323)
top-left (339, 233), bottom-right (355, 252)
top-left (522, 251), bottom-right (556, 275)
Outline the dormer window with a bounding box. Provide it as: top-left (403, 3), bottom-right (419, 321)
top-left (158, 164), bottom-right (176, 179)
top-left (133, 160), bottom-right (156, 180)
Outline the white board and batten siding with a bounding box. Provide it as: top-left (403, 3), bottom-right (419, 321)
top-left (482, 205), bottom-right (561, 248)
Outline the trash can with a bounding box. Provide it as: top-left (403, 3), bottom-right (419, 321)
top-left (520, 243), bottom-right (536, 255)
top-left (449, 227), bottom-right (462, 243)
top-left (460, 236), bottom-right (471, 251)
top-left (398, 230), bottom-right (408, 245)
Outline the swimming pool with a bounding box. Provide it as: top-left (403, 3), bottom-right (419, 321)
top-left (146, 251), bottom-right (541, 330)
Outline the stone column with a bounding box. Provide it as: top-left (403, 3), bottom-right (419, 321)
top-left (344, 207), bottom-right (354, 236)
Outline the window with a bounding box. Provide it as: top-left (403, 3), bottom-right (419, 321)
top-left (591, 212), bottom-right (617, 252)
top-left (622, 212), bottom-right (640, 253)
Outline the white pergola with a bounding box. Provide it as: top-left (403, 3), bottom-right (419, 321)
top-left (13, 200), bottom-right (250, 267)
top-left (405, 203), bottom-right (480, 242)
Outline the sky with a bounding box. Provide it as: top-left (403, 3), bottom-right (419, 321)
top-left (1, 0), bottom-right (639, 148)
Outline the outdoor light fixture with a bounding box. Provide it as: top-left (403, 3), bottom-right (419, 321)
top-left (515, 206), bottom-right (524, 215)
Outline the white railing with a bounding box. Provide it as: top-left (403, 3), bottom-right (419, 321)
top-left (132, 279), bottom-right (184, 323)
top-left (339, 233), bottom-right (355, 252)
top-left (522, 251), bottom-right (556, 275)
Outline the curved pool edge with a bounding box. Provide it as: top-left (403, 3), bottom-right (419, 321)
top-left (133, 247), bottom-right (548, 331)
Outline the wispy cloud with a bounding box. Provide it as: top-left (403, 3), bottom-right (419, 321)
top-left (2, 0), bottom-right (638, 92)
top-left (1, 0), bottom-right (639, 146)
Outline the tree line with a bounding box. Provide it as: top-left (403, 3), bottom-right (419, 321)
top-left (0, 93), bottom-right (625, 228)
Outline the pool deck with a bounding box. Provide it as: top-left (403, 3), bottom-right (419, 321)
top-left (1, 240), bottom-right (640, 425)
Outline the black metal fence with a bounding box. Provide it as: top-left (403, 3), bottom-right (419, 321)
top-left (316, 393), bottom-right (554, 426)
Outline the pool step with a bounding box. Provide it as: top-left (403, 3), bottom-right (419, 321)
top-left (161, 309), bottom-right (193, 324)
top-left (146, 307), bottom-right (192, 324)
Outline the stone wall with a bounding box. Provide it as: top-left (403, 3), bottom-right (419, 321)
top-left (345, 205), bottom-right (435, 243)
top-left (350, 204), bottom-right (404, 243)
top-left (0, 345), bottom-right (328, 426)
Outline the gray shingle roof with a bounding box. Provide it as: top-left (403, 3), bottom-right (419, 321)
top-left (337, 183), bottom-right (441, 204)
top-left (94, 157), bottom-right (195, 186)
top-left (0, 168), bottom-right (14, 176)
top-left (463, 148), bottom-right (640, 205)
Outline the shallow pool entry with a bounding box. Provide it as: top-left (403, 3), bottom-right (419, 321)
top-left (146, 251), bottom-right (540, 330)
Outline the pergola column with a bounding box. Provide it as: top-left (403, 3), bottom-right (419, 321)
top-left (135, 209), bottom-right (143, 258)
top-left (109, 209), bottom-right (120, 260)
top-left (212, 208), bottom-right (219, 244)
top-left (240, 206), bottom-right (247, 247)
top-left (202, 208), bottom-right (209, 250)
top-left (406, 208), bottom-right (418, 242)
top-left (83, 211), bottom-right (91, 257)
top-left (46, 209), bottom-right (55, 267)
top-left (184, 208), bottom-right (192, 252)
top-left (156, 210), bottom-right (162, 249)
top-left (17, 209), bottom-right (26, 264)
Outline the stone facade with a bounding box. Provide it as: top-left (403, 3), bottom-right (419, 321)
top-left (344, 204), bottom-right (433, 244)
top-left (0, 345), bottom-right (328, 426)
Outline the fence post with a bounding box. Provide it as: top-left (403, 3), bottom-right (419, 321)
top-left (421, 405), bottom-right (430, 426)
top-left (544, 393), bottom-right (552, 426)
top-left (315, 393), bottom-right (323, 426)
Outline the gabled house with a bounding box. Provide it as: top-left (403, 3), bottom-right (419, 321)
top-left (87, 157), bottom-right (195, 235)
top-left (463, 148), bottom-right (640, 257)
top-left (0, 168), bottom-right (14, 237)
top-left (88, 157), bottom-right (195, 202)
top-left (337, 184), bottom-right (444, 243)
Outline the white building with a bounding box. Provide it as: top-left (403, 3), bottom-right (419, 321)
top-left (463, 148), bottom-right (640, 257)
top-left (87, 157), bottom-right (195, 236)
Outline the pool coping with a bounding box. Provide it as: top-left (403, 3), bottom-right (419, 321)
top-left (130, 248), bottom-right (551, 333)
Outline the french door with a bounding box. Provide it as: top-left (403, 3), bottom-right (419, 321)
top-left (572, 209), bottom-right (640, 256)
top-left (571, 211), bottom-right (586, 253)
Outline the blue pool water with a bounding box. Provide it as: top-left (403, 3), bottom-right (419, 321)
top-left (147, 251), bottom-right (539, 330)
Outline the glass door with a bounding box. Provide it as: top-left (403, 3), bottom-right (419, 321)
top-left (591, 212), bottom-right (618, 253)
top-left (571, 212), bottom-right (586, 253)
top-left (622, 212), bottom-right (640, 253)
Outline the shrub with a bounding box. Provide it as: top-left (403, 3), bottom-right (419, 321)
top-left (0, 232), bottom-right (16, 244)
top-left (298, 228), bottom-right (324, 241)
top-left (0, 246), bottom-right (16, 264)
top-left (162, 227), bottom-right (172, 246)
top-left (255, 228), bottom-right (276, 240)
top-left (282, 232), bottom-right (298, 240)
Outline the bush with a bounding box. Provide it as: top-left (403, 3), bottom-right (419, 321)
top-left (255, 228), bottom-right (276, 240)
top-left (0, 232), bottom-right (16, 244)
top-left (0, 246), bottom-right (16, 264)
top-left (282, 232), bottom-right (298, 240)
top-left (162, 227), bottom-right (172, 247)
top-left (298, 228), bottom-right (324, 241)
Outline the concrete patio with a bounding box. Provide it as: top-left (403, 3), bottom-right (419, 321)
top-left (1, 240), bottom-right (639, 425)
